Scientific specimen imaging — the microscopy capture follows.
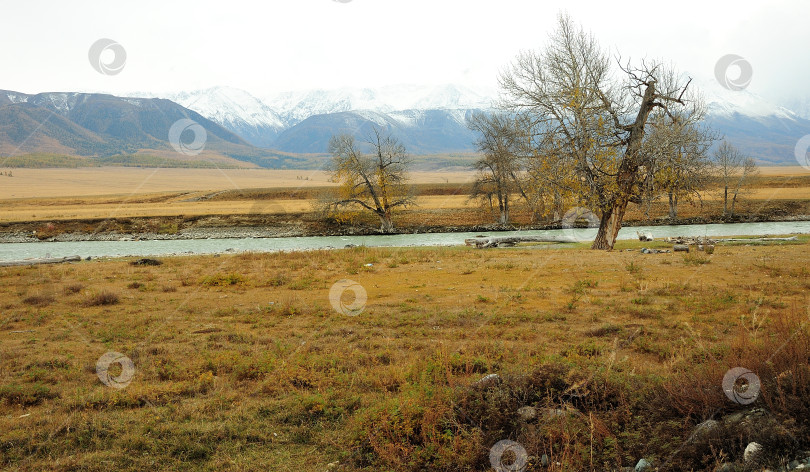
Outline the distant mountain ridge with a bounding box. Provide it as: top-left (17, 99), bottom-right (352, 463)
top-left (262, 83), bottom-right (493, 123)
top-left (0, 89), bottom-right (300, 168)
top-left (4, 82), bottom-right (810, 168)
top-left (694, 77), bottom-right (810, 165)
top-left (0, 89), bottom-right (248, 156)
top-left (150, 84), bottom-right (491, 155)
top-left (270, 108), bottom-right (479, 155)
top-left (162, 87), bottom-right (286, 148)
top-left (149, 81), bottom-right (810, 165)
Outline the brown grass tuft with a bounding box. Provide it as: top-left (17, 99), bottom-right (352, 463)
top-left (22, 293), bottom-right (55, 306)
top-left (83, 290), bottom-right (120, 306)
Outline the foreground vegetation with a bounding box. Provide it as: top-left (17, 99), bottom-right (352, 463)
top-left (2, 238), bottom-right (809, 470)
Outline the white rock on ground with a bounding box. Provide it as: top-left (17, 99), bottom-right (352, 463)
top-left (744, 442), bottom-right (763, 463)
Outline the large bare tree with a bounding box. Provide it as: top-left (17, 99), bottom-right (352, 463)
top-left (326, 128), bottom-right (414, 233)
top-left (714, 140), bottom-right (759, 217)
top-left (499, 14), bottom-right (703, 249)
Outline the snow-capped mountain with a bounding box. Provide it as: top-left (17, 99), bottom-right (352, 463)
top-left (780, 95), bottom-right (810, 120)
top-left (140, 83), bottom-right (490, 154)
top-left (4, 80), bottom-right (809, 166)
top-left (135, 87), bottom-right (287, 148)
top-left (0, 89), bottom-right (253, 158)
top-left (129, 80), bottom-right (810, 163)
top-left (263, 83), bottom-right (493, 125)
top-left (272, 108), bottom-right (479, 155)
top-left (688, 77), bottom-right (810, 165)
top-left (261, 85), bottom-right (489, 154)
top-left (693, 77), bottom-right (798, 120)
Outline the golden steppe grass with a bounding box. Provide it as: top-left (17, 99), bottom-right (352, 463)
top-left (2, 239), bottom-right (810, 470)
top-left (0, 196), bottom-right (477, 223)
top-left (2, 170), bottom-right (810, 224)
top-left (0, 165), bottom-right (805, 201)
top-left (5, 191), bottom-right (810, 225)
top-left (0, 168), bottom-right (476, 223)
top-left (0, 168), bottom-right (477, 200)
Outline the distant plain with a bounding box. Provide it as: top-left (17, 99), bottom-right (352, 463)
top-left (0, 167), bottom-right (809, 225)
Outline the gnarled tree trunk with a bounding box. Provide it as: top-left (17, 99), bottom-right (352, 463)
top-left (498, 193), bottom-right (510, 225)
top-left (591, 81), bottom-right (659, 250)
top-left (378, 213), bottom-right (394, 233)
top-left (592, 204), bottom-right (627, 250)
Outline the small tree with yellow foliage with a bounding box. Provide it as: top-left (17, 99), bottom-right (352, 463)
top-left (467, 112), bottom-right (526, 225)
top-left (639, 112), bottom-right (715, 221)
top-left (326, 128), bottom-right (414, 233)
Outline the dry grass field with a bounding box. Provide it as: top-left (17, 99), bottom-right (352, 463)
top-left (0, 195), bottom-right (480, 223)
top-left (0, 165), bottom-right (805, 202)
top-left (0, 168), bottom-right (476, 200)
top-left (0, 168), bottom-right (477, 226)
top-left (2, 239), bottom-right (810, 471)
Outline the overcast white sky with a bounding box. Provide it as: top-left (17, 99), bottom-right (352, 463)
top-left (1, 0), bottom-right (808, 104)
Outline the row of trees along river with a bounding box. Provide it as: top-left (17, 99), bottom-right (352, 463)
top-left (321, 14), bottom-right (760, 250)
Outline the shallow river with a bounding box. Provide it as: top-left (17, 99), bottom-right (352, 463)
top-left (1, 221), bottom-right (809, 262)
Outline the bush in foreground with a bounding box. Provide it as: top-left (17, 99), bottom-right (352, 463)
top-left (348, 310), bottom-right (810, 471)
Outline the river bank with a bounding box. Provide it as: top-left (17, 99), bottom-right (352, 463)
top-left (2, 221), bottom-right (810, 263)
top-left (1, 210), bottom-right (809, 244)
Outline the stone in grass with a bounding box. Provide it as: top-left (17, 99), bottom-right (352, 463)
top-left (130, 257), bottom-right (162, 266)
top-left (544, 408), bottom-right (568, 419)
top-left (517, 406), bottom-right (537, 422)
top-left (635, 458), bottom-right (652, 471)
top-left (473, 373), bottom-right (500, 388)
top-left (715, 463), bottom-right (737, 472)
top-left (743, 442), bottom-right (762, 463)
top-left (688, 419), bottom-right (719, 443)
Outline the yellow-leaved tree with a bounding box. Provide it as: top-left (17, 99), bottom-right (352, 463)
top-left (326, 127), bottom-right (414, 233)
